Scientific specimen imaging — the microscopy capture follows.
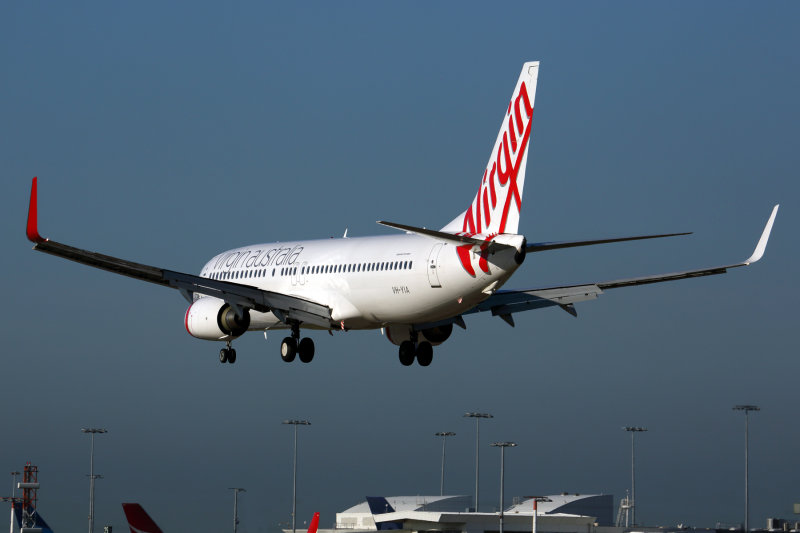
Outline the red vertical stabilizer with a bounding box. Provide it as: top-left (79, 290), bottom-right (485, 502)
top-left (122, 503), bottom-right (164, 533)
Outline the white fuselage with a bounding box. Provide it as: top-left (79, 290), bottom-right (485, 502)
top-left (196, 233), bottom-right (524, 332)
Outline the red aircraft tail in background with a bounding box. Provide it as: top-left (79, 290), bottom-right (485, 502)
top-left (307, 512), bottom-right (321, 533)
top-left (122, 503), bottom-right (163, 533)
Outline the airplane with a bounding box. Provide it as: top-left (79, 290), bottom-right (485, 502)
top-left (25, 61), bottom-right (779, 367)
top-left (122, 503), bottom-right (320, 533)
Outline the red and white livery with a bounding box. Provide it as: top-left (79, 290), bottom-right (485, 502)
top-left (25, 62), bottom-right (779, 366)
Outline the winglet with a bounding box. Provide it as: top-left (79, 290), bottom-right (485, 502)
top-left (26, 177), bottom-right (47, 243)
top-left (744, 204), bottom-right (779, 265)
top-left (307, 512), bottom-right (320, 533)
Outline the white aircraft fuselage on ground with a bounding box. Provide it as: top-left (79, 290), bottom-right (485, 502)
top-left (25, 61), bottom-right (778, 367)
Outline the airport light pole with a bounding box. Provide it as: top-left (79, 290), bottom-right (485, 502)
top-left (464, 412), bottom-right (493, 511)
top-left (623, 427), bottom-right (647, 526)
top-left (229, 487), bottom-right (246, 533)
top-left (435, 432), bottom-right (456, 496)
top-left (490, 442), bottom-right (517, 533)
top-left (283, 419), bottom-right (310, 533)
top-left (10, 471), bottom-right (20, 498)
top-left (82, 428), bottom-right (107, 533)
top-left (733, 405), bottom-right (760, 532)
top-left (525, 496), bottom-right (551, 533)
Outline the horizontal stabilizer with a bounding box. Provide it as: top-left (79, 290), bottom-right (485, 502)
top-left (526, 232), bottom-right (690, 253)
top-left (378, 221), bottom-right (510, 248)
top-left (378, 221), bottom-right (520, 256)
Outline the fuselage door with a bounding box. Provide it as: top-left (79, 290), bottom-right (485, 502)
top-left (427, 243), bottom-right (444, 288)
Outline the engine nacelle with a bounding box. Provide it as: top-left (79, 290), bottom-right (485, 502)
top-left (185, 298), bottom-right (251, 341)
top-left (385, 323), bottom-right (453, 347)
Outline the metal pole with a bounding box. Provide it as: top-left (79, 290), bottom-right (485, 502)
top-left (89, 432), bottom-right (95, 533)
top-left (441, 435), bottom-right (446, 495)
top-left (465, 412), bottom-right (492, 512)
top-left (500, 447), bottom-right (505, 533)
top-left (490, 442), bottom-right (517, 533)
top-left (82, 428), bottom-right (107, 533)
top-left (623, 427), bottom-right (646, 527)
top-left (9, 472), bottom-right (20, 533)
top-left (435, 432), bottom-right (455, 496)
top-left (10, 473), bottom-right (19, 499)
top-left (631, 431), bottom-right (635, 526)
top-left (283, 420), bottom-right (310, 533)
top-left (734, 405), bottom-right (759, 532)
top-left (230, 488), bottom-right (246, 533)
top-left (526, 496), bottom-right (550, 533)
top-left (476, 419), bottom-right (480, 511)
top-left (293, 423), bottom-right (297, 533)
top-left (745, 412), bottom-right (749, 533)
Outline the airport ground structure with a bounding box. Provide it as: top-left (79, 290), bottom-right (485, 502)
top-left (290, 494), bottom-right (614, 533)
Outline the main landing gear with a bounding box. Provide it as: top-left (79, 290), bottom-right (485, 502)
top-left (280, 323), bottom-right (315, 363)
top-left (219, 341), bottom-right (237, 364)
top-left (398, 335), bottom-right (434, 367)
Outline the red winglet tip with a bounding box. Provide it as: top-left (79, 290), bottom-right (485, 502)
top-left (26, 177), bottom-right (46, 243)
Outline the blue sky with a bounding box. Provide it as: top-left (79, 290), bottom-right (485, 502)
top-left (2, 2), bottom-right (798, 532)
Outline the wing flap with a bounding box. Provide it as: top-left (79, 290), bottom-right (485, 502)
top-left (377, 220), bottom-right (517, 251)
top-left (466, 284), bottom-right (602, 317)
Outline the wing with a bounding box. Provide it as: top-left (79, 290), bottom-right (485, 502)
top-left (464, 204), bottom-right (779, 326)
top-left (25, 178), bottom-right (333, 329)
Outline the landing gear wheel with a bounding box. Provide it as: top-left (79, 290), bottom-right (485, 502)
top-left (227, 348), bottom-right (237, 364)
top-left (219, 348), bottom-right (229, 364)
top-left (416, 341), bottom-right (433, 366)
top-left (298, 337), bottom-right (315, 363)
top-left (281, 337), bottom-right (297, 362)
top-left (399, 341), bottom-right (415, 366)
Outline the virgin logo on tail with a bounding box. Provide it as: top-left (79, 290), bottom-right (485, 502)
top-left (443, 62), bottom-right (539, 277)
top-left (462, 79), bottom-right (533, 236)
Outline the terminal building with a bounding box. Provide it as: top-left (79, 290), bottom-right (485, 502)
top-left (312, 494), bottom-right (615, 533)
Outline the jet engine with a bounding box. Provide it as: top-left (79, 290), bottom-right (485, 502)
top-left (385, 323), bottom-right (453, 346)
top-left (185, 297), bottom-right (251, 341)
